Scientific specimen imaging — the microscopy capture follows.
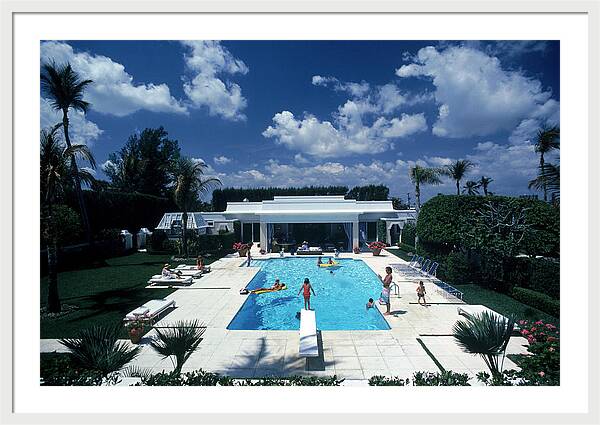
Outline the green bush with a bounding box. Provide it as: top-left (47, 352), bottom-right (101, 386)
top-left (41, 353), bottom-right (104, 386)
top-left (368, 371), bottom-right (470, 386)
top-left (401, 222), bottom-right (416, 247)
top-left (417, 195), bottom-right (559, 257)
top-left (512, 287), bottom-right (560, 318)
top-left (529, 258), bottom-right (560, 299)
top-left (138, 370), bottom-right (343, 386)
top-left (438, 251), bottom-right (473, 284)
top-left (149, 230), bottom-right (168, 252)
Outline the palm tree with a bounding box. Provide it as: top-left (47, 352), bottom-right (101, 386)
top-left (529, 163), bottom-right (560, 202)
top-left (41, 61), bottom-right (94, 242)
top-left (41, 127), bottom-right (96, 312)
top-left (150, 320), bottom-right (206, 374)
top-left (444, 159), bottom-right (475, 195)
top-left (173, 158), bottom-right (222, 258)
top-left (463, 180), bottom-right (481, 195)
top-left (452, 311), bottom-right (515, 380)
top-left (478, 176), bottom-right (494, 196)
top-left (409, 165), bottom-right (443, 213)
top-left (60, 324), bottom-right (141, 376)
top-left (532, 126), bottom-right (560, 202)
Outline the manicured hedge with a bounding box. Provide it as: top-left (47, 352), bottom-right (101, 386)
top-left (401, 222), bottom-right (416, 247)
top-left (416, 195), bottom-right (559, 257)
top-left (65, 189), bottom-right (177, 236)
top-left (529, 258), bottom-right (560, 299)
top-left (512, 287), bottom-right (560, 318)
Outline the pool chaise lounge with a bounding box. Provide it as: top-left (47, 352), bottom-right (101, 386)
top-left (296, 247), bottom-right (323, 255)
top-left (148, 275), bottom-right (193, 285)
top-left (124, 298), bottom-right (176, 322)
top-left (299, 309), bottom-right (319, 357)
top-left (176, 264), bottom-right (211, 273)
top-left (173, 269), bottom-right (203, 278)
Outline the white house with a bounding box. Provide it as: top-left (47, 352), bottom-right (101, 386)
top-left (156, 195), bottom-right (416, 251)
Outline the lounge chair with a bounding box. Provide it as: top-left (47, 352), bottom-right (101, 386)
top-left (299, 309), bottom-right (319, 357)
top-left (124, 298), bottom-right (176, 322)
top-left (175, 269), bottom-right (202, 278)
top-left (176, 264), bottom-right (211, 272)
top-left (427, 262), bottom-right (439, 277)
top-left (148, 275), bottom-right (193, 285)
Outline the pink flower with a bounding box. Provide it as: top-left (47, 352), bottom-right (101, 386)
top-left (535, 320), bottom-right (543, 325)
top-left (531, 327), bottom-right (537, 332)
top-left (539, 371), bottom-right (545, 377)
top-left (549, 347), bottom-right (555, 352)
top-left (521, 330), bottom-right (530, 335)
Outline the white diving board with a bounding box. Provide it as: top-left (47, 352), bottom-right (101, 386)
top-left (299, 309), bottom-right (319, 357)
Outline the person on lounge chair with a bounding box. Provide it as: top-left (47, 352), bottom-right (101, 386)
top-left (161, 264), bottom-right (181, 279)
top-left (301, 241), bottom-right (309, 250)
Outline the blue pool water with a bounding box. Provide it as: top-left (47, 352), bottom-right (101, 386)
top-left (227, 257), bottom-right (390, 330)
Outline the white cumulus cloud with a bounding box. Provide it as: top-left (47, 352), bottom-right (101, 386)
top-left (40, 97), bottom-right (103, 146)
top-left (396, 45), bottom-right (557, 138)
top-left (213, 155), bottom-right (232, 165)
top-left (41, 41), bottom-right (187, 117)
top-left (181, 41), bottom-right (249, 121)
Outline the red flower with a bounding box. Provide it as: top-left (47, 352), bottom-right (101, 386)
top-left (535, 320), bottom-right (543, 325)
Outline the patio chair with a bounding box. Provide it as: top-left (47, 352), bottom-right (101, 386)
top-left (148, 275), bottom-right (193, 285)
top-left (419, 258), bottom-right (431, 274)
top-left (427, 262), bottom-right (439, 277)
top-left (124, 298), bottom-right (176, 323)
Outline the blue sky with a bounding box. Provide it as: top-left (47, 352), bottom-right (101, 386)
top-left (40, 40), bottom-right (560, 203)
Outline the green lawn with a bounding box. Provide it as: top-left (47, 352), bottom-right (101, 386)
top-left (387, 245), bottom-right (414, 262)
top-left (40, 252), bottom-right (214, 338)
top-left (453, 284), bottom-right (559, 325)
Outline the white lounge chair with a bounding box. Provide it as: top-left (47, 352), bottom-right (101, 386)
top-left (148, 275), bottom-right (193, 285)
top-left (175, 269), bottom-right (202, 278)
top-left (124, 298), bottom-right (176, 322)
top-left (176, 264), bottom-right (211, 273)
top-left (299, 309), bottom-right (319, 357)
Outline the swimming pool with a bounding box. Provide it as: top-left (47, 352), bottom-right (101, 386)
top-left (227, 257), bottom-right (390, 330)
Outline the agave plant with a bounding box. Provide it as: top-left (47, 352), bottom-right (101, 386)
top-left (60, 324), bottom-right (141, 376)
top-left (452, 311), bottom-right (515, 379)
top-left (150, 320), bottom-right (206, 374)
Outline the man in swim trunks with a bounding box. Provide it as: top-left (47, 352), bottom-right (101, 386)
top-left (378, 266), bottom-right (393, 315)
top-left (298, 277), bottom-right (316, 310)
top-left (251, 278), bottom-right (283, 293)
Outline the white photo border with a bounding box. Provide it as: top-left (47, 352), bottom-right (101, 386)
top-left (1, 2), bottom-right (599, 425)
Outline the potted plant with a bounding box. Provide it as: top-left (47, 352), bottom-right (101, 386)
top-left (125, 318), bottom-right (148, 344)
top-left (353, 245), bottom-right (361, 254)
top-left (232, 242), bottom-right (250, 257)
top-left (368, 241), bottom-right (387, 256)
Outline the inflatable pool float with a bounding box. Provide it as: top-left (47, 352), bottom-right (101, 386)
top-left (250, 284), bottom-right (287, 295)
top-left (318, 261), bottom-right (341, 269)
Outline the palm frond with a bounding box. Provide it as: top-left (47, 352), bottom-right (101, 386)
top-left (59, 324), bottom-right (140, 376)
top-left (149, 320), bottom-right (206, 373)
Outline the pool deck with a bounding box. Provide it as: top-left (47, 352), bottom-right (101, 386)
top-left (43, 247), bottom-right (529, 384)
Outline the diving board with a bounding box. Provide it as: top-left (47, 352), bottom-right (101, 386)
top-left (299, 309), bottom-right (319, 357)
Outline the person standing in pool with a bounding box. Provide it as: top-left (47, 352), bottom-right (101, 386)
top-left (298, 277), bottom-right (316, 310)
top-left (378, 266), bottom-right (393, 315)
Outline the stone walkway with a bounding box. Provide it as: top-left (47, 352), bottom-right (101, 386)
top-left (42, 247), bottom-right (529, 383)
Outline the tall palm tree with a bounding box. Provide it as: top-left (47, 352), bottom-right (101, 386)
top-left (41, 127), bottom-right (96, 312)
top-left (453, 311), bottom-right (515, 380)
top-left (409, 165), bottom-right (443, 213)
top-left (444, 159), bottom-right (475, 195)
top-left (463, 180), bottom-right (481, 195)
top-left (174, 158), bottom-right (222, 258)
top-left (532, 126), bottom-right (560, 202)
top-left (478, 176), bottom-right (494, 196)
top-left (41, 61), bottom-right (94, 242)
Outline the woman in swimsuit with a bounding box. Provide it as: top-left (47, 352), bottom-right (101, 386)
top-left (298, 278), bottom-right (316, 310)
top-left (378, 266), bottom-right (393, 315)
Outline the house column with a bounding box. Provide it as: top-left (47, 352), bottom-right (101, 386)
top-left (260, 222), bottom-right (267, 250)
top-left (240, 221), bottom-right (244, 242)
top-left (386, 222), bottom-right (392, 245)
top-left (352, 220), bottom-right (359, 250)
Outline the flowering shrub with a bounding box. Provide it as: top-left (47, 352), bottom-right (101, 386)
top-left (510, 319), bottom-right (560, 385)
top-left (232, 242), bottom-right (250, 251)
top-left (369, 371), bottom-right (470, 386)
top-left (368, 241), bottom-right (387, 251)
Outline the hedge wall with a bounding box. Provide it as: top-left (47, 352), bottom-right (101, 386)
top-left (416, 195), bottom-right (559, 257)
top-left (401, 222), bottom-right (416, 247)
top-left (512, 287), bottom-right (560, 318)
top-left (65, 190), bottom-right (177, 236)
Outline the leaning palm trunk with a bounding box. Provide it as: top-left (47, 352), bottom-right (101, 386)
top-left (45, 202), bottom-right (61, 313)
top-left (539, 152), bottom-right (547, 202)
top-left (62, 111), bottom-right (92, 244)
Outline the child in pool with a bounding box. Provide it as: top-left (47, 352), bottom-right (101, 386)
top-left (366, 298), bottom-right (374, 309)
